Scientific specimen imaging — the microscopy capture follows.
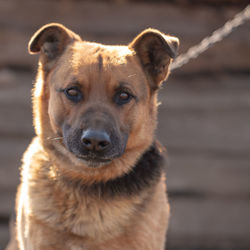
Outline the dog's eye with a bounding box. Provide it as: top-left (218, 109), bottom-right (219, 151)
top-left (114, 91), bottom-right (133, 106)
top-left (64, 87), bottom-right (83, 103)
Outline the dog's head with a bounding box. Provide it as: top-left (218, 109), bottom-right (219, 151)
top-left (29, 23), bottom-right (178, 179)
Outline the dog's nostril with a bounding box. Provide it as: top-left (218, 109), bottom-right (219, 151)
top-left (82, 138), bottom-right (91, 146)
top-left (99, 141), bottom-right (109, 148)
top-left (81, 130), bottom-right (111, 152)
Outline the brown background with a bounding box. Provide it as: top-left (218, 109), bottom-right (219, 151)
top-left (0, 0), bottom-right (250, 249)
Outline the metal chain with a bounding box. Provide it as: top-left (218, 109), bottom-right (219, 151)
top-left (170, 4), bottom-right (250, 71)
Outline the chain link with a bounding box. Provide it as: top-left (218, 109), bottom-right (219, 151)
top-left (170, 4), bottom-right (250, 71)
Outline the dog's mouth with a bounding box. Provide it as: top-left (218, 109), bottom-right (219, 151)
top-left (75, 154), bottom-right (113, 167)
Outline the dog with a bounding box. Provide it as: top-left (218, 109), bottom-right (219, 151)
top-left (6, 23), bottom-right (179, 250)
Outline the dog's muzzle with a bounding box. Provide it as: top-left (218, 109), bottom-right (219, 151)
top-left (63, 124), bottom-right (128, 167)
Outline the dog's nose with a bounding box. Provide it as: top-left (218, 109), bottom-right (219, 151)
top-left (81, 129), bottom-right (111, 152)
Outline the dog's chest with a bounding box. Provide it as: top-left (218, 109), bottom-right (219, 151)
top-left (28, 181), bottom-right (138, 239)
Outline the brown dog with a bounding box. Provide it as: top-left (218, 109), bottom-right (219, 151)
top-left (7, 23), bottom-right (179, 250)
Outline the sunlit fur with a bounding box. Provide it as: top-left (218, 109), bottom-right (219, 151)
top-left (7, 23), bottom-right (179, 250)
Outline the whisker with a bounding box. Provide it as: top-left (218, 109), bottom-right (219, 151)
top-left (47, 137), bottom-right (63, 141)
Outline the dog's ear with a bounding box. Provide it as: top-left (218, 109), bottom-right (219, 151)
top-left (129, 28), bottom-right (179, 90)
top-left (28, 23), bottom-right (81, 71)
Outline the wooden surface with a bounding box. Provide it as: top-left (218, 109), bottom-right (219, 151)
top-left (0, 1), bottom-right (250, 249)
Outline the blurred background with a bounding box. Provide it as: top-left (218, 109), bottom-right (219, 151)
top-left (0, 0), bottom-right (250, 249)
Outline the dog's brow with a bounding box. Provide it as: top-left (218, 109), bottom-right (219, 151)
top-left (115, 82), bottom-right (134, 93)
top-left (117, 81), bottom-right (131, 89)
top-left (66, 77), bottom-right (82, 88)
top-left (56, 79), bottom-right (82, 92)
top-left (71, 79), bottom-right (82, 86)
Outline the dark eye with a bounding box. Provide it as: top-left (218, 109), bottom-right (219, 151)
top-left (114, 91), bottom-right (133, 106)
top-left (64, 87), bottom-right (83, 103)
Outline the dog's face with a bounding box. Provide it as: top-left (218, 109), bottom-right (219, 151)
top-left (29, 24), bottom-right (178, 172)
top-left (47, 44), bottom-right (145, 167)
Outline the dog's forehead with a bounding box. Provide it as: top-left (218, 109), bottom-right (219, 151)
top-left (51, 41), bottom-right (148, 98)
top-left (71, 41), bottom-right (134, 68)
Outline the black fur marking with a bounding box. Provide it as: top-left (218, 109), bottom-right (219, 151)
top-left (62, 143), bottom-right (165, 198)
top-left (98, 54), bottom-right (103, 72)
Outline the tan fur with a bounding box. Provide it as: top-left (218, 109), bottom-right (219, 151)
top-left (7, 23), bottom-right (179, 250)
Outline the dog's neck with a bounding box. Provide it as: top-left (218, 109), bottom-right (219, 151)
top-left (59, 143), bottom-right (165, 198)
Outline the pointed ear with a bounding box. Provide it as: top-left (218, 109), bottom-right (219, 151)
top-left (129, 28), bottom-right (179, 90)
top-left (28, 23), bottom-right (81, 71)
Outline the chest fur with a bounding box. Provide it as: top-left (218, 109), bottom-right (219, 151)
top-left (24, 176), bottom-right (147, 241)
